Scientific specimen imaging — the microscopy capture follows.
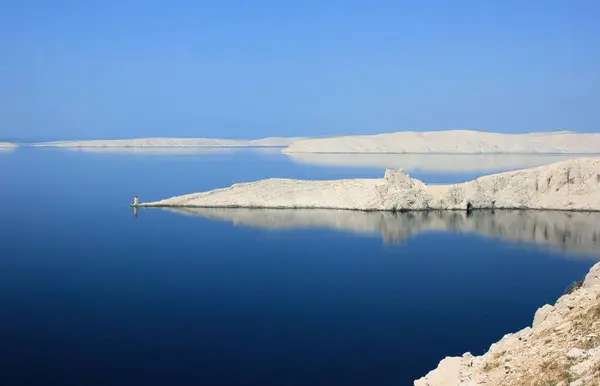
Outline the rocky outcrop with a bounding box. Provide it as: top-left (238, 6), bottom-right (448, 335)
top-left (415, 263), bottom-right (600, 386)
top-left (140, 158), bottom-right (600, 212)
top-left (283, 130), bottom-right (600, 154)
top-left (160, 208), bottom-right (600, 258)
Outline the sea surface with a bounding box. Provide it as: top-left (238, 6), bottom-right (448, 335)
top-left (1, 148), bottom-right (598, 386)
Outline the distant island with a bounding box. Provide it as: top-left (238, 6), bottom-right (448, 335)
top-left (31, 130), bottom-right (600, 154)
top-left (0, 142), bottom-right (17, 149)
top-left (283, 130), bottom-right (600, 154)
top-left (31, 137), bottom-right (303, 148)
top-left (137, 158), bottom-right (600, 212)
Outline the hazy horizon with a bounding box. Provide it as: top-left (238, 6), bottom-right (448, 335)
top-left (2, 1), bottom-right (599, 141)
top-left (5, 128), bottom-right (600, 144)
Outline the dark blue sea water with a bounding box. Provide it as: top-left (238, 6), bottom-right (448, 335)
top-left (0, 148), bottom-right (597, 386)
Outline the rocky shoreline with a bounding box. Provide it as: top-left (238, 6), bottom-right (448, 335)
top-left (415, 262), bottom-right (600, 385)
top-left (139, 158), bottom-right (600, 212)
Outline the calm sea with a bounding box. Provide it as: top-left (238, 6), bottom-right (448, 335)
top-left (0, 148), bottom-right (597, 386)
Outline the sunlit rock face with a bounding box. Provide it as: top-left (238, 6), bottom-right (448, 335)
top-left (141, 158), bottom-right (600, 212)
top-left (414, 261), bottom-right (600, 386)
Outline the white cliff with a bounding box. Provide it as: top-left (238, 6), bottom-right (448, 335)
top-left (32, 137), bottom-right (303, 148)
top-left (160, 208), bottom-right (600, 258)
top-left (282, 130), bottom-right (600, 154)
top-left (415, 262), bottom-right (600, 385)
top-left (140, 158), bottom-right (600, 212)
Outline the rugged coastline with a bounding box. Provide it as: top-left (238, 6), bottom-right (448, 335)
top-left (415, 262), bottom-right (600, 385)
top-left (139, 158), bottom-right (600, 212)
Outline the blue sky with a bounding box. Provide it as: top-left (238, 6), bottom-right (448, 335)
top-left (1, 0), bottom-right (599, 140)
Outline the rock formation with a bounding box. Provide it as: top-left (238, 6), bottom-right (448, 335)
top-left (283, 130), bottom-right (600, 154)
top-left (414, 262), bottom-right (600, 385)
top-left (140, 158), bottom-right (600, 212)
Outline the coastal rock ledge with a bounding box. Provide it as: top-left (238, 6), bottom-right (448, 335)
top-left (140, 158), bottom-right (600, 211)
top-left (414, 262), bottom-right (600, 386)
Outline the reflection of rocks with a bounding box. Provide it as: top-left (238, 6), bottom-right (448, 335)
top-left (286, 153), bottom-right (578, 173)
top-left (164, 208), bottom-right (600, 258)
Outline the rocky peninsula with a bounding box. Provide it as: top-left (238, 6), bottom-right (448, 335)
top-left (139, 158), bottom-right (600, 212)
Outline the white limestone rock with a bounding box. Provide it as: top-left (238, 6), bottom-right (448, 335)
top-left (414, 262), bottom-right (600, 386)
top-left (583, 263), bottom-right (600, 289)
top-left (141, 158), bottom-right (600, 212)
top-left (283, 130), bottom-right (600, 154)
top-left (32, 137), bottom-right (303, 148)
top-left (567, 348), bottom-right (586, 359)
top-left (414, 357), bottom-right (463, 386)
top-left (533, 304), bottom-right (555, 329)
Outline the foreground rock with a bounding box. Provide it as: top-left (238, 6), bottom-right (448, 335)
top-left (140, 158), bottom-right (600, 212)
top-left (162, 208), bottom-right (600, 258)
top-left (415, 262), bottom-right (600, 385)
top-left (283, 130), bottom-right (600, 154)
top-left (32, 137), bottom-right (302, 148)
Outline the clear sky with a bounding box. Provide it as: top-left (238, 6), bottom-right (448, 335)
top-left (1, 0), bottom-right (599, 141)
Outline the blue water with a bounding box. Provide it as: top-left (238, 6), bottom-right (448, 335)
top-left (0, 148), bottom-right (597, 386)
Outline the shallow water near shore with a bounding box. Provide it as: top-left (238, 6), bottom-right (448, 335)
top-left (1, 148), bottom-right (598, 386)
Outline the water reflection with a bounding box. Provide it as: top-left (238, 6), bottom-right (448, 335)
top-left (285, 153), bottom-right (589, 173)
top-left (160, 208), bottom-right (600, 258)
